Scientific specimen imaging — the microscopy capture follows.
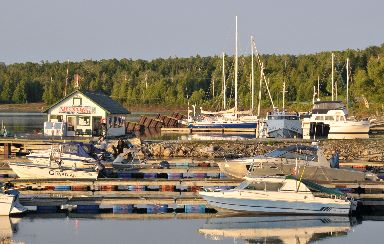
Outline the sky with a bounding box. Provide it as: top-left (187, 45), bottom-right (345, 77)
top-left (0, 0), bottom-right (383, 64)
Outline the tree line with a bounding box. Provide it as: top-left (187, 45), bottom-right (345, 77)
top-left (0, 43), bottom-right (383, 113)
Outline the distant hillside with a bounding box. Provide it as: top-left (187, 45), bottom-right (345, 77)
top-left (0, 43), bottom-right (383, 115)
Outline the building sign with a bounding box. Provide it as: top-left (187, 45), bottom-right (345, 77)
top-left (59, 106), bottom-right (96, 114)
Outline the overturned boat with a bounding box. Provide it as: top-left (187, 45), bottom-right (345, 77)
top-left (199, 176), bottom-right (356, 215)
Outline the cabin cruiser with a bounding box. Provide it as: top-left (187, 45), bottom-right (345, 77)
top-left (26, 142), bottom-right (101, 169)
top-left (302, 101), bottom-right (370, 139)
top-left (0, 184), bottom-right (28, 215)
top-left (199, 215), bottom-right (356, 243)
top-left (199, 176), bottom-right (356, 215)
top-left (8, 161), bottom-right (100, 180)
top-left (265, 110), bottom-right (302, 138)
top-left (217, 143), bottom-right (371, 182)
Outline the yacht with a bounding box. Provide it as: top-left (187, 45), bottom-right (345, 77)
top-left (199, 176), bottom-right (355, 215)
top-left (302, 101), bottom-right (370, 139)
top-left (199, 215), bottom-right (356, 243)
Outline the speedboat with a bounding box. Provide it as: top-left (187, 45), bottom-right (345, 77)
top-left (199, 176), bottom-right (355, 215)
top-left (217, 143), bottom-right (370, 182)
top-left (199, 215), bottom-right (357, 243)
top-left (8, 161), bottom-right (99, 180)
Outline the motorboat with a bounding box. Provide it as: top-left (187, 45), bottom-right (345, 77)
top-left (217, 143), bottom-right (370, 182)
top-left (302, 101), bottom-right (370, 139)
top-left (199, 215), bottom-right (357, 243)
top-left (8, 161), bottom-right (99, 180)
top-left (265, 110), bottom-right (302, 138)
top-left (0, 185), bottom-right (28, 216)
top-left (217, 144), bottom-right (328, 179)
top-left (26, 142), bottom-right (100, 169)
top-left (199, 176), bottom-right (355, 215)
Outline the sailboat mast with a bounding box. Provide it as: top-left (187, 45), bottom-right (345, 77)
top-left (234, 16), bottom-right (238, 113)
top-left (331, 53), bottom-right (334, 101)
top-left (251, 36), bottom-right (255, 113)
top-left (317, 76), bottom-right (320, 100)
top-left (257, 64), bottom-right (263, 117)
top-left (222, 52), bottom-right (226, 110)
top-left (346, 58), bottom-right (349, 109)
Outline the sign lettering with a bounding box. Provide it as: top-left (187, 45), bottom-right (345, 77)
top-left (58, 106), bottom-right (96, 114)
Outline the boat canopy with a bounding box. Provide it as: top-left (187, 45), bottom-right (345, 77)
top-left (286, 176), bottom-right (345, 197)
top-left (264, 145), bottom-right (318, 161)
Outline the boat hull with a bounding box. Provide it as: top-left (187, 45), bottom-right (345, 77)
top-left (266, 119), bottom-right (302, 138)
top-left (0, 195), bottom-right (14, 216)
top-left (200, 193), bottom-right (351, 215)
top-left (188, 122), bottom-right (257, 129)
top-left (9, 163), bottom-right (98, 180)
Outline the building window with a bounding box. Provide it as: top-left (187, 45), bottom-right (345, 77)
top-left (73, 97), bottom-right (82, 106)
top-left (78, 116), bottom-right (90, 126)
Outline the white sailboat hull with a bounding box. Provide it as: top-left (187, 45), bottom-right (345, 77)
top-left (9, 163), bottom-right (98, 180)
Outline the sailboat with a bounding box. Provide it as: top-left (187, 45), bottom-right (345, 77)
top-left (188, 17), bottom-right (259, 129)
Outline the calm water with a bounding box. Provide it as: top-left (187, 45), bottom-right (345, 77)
top-left (2, 214), bottom-right (384, 244)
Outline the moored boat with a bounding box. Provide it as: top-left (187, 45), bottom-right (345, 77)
top-left (199, 176), bottom-right (355, 215)
top-left (8, 162), bottom-right (99, 180)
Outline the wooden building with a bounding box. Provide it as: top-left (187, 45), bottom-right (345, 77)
top-left (44, 90), bottom-right (130, 137)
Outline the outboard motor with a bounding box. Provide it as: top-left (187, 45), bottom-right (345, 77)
top-left (330, 152), bottom-right (340, 168)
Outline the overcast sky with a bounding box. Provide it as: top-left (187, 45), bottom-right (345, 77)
top-left (0, 0), bottom-right (383, 64)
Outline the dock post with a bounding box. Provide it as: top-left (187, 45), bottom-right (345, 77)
top-left (4, 143), bottom-right (11, 159)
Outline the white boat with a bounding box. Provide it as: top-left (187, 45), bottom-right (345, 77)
top-left (0, 187), bottom-right (28, 216)
top-left (199, 176), bottom-right (355, 215)
top-left (199, 215), bottom-right (355, 244)
top-left (302, 101), bottom-right (370, 139)
top-left (8, 162), bottom-right (99, 180)
top-left (265, 110), bottom-right (302, 138)
top-left (26, 142), bottom-right (99, 169)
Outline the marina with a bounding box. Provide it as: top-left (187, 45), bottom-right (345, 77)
top-left (1, 1), bottom-right (384, 243)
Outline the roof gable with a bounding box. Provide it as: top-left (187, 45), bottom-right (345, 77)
top-left (44, 90), bottom-right (130, 115)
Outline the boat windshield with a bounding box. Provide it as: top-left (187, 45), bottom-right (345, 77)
top-left (265, 145), bottom-right (318, 161)
top-left (238, 180), bottom-right (284, 192)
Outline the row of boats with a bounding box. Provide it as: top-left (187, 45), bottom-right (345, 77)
top-left (5, 139), bottom-right (378, 216)
top-left (187, 100), bottom-right (371, 140)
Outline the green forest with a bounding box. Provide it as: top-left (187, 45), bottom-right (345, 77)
top-left (1, 44), bottom-right (384, 114)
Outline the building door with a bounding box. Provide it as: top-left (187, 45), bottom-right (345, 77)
top-left (92, 116), bottom-right (102, 136)
top-left (67, 116), bottom-right (77, 136)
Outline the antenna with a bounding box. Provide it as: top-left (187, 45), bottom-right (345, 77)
top-left (64, 60), bottom-right (69, 96)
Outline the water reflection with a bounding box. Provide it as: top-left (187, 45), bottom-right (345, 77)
top-left (0, 217), bottom-right (19, 243)
top-left (199, 215), bottom-right (358, 244)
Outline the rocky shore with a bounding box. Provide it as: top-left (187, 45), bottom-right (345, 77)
top-left (132, 139), bottom-right (384, 162)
